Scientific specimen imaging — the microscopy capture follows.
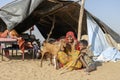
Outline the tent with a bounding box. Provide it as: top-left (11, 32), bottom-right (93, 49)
top-left (0, 0), bottom-right (120, 61)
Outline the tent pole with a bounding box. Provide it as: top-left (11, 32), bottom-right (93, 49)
top-left (46, 15), bottom-right (55, 41)
top-left (77, 0), bottom-right (85, 41)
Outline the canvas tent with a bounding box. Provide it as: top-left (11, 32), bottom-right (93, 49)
top-left (0, 0), bottom-right (120, 61)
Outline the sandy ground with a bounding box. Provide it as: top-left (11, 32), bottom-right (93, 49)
top-left (0, 53), bottom-right (120, 80)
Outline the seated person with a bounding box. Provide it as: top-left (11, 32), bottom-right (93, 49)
top-left (57, 31), bottom-right (82, 70)
top-left (9, 29), bottom-right (33, 48)
top-left (79, 40), bottom-right (96, 72)
top-left (4, 29), bottom-right (33, 58)
top-left (65, 31), bottom-right (80, 53)
top-left (3, 29), bottom-right (24, 57)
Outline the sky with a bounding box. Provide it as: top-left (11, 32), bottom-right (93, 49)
top-left (0, 0), bottom-right (120, 41)
top-left (0, 0), bottom-right (14, 7)
top-left (85, 0), bottom-right (120, 30)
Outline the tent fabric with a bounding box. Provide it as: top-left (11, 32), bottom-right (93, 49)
top-left (87, 13), bottom-right (120, 61)
top-left (0, 0), bottom-right (44, 30)
top-left (89, 12), bottom-right (120, 43)
top-left (34, 1), bottom-right (83, 39)
top-left (34, 1), bottom-right (87, 39)
top-left (87, 13), bottom-right (109, 56)
top-left (96, 47), bottom-right (120, 62)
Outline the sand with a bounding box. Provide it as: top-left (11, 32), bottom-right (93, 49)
top-left (0, 54), bottom-right (120, 80)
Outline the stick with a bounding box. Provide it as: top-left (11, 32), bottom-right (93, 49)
top-left (46, 15), bottom-right (55, 42)
top-left (77, 0), bottom-right (85, 41)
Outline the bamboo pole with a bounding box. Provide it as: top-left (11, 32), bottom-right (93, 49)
top-left (77, 0), bottom-right (85, 41)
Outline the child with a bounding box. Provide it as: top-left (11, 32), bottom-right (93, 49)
top-left (79, 40), bottom-right (96, 73)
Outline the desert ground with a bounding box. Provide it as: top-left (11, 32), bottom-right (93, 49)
top-left (0, 52), bottom-right (120, 80)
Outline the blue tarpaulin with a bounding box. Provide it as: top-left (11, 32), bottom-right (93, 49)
top-left (0, 0), bottom-right (44, 30)
top-left (87, 13), bottom-right (109, 56)
top-left (87, 13), bottom-right (120, 62)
